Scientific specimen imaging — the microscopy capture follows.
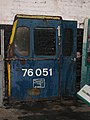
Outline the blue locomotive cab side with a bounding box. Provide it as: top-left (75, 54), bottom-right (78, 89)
top-left (7, 15), bottom-right (77, 100)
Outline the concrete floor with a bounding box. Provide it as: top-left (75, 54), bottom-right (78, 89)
top-left (0, 99), bottom-right (90, 120)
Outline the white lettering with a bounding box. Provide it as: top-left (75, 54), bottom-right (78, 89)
top-left (22, 68), bottom-right (53, 77)
top-left (43, 68), bottom-right (48, 76)
top-left (35, 68), bottom-right (42, 76)
top-left (28, 69), bottom-right (33, 76)
top-left (22, 69), bottom-right (27, 77)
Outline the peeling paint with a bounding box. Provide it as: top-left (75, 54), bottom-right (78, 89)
top-left (27, 88), bottom-right (41, 96)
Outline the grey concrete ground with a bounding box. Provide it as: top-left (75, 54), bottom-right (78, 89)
top-left (0, 99), bottom-right (90, 120)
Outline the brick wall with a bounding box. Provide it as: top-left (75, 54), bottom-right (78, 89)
top-left (0, 0), bottom-right (90, 27)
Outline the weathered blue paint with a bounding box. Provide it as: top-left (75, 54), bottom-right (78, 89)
top-left (9, 17), bottom-right (77, 100)
top-left (10, 60), bottom-right (59, 100)
top-left (60, 21), bottom-right (77, 96)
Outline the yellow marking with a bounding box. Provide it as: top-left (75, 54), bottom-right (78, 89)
top-left (16, 14), bottom-right (61, 20)
top-left (9, 20), bottom-right (18, 45)
top-left (7, 63), bottom-right (11, 96)
top-left (7, 20), bottom-right (17, 96)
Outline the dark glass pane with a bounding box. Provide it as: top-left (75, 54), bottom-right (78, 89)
top-left (63, 29), bottom-right (73, 56)
top-left (14, 27), bottom-right (30, 56)
top-left (34, 28), bottom-right (56, 56)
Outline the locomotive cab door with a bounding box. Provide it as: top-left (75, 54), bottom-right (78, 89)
top-left (8, 16), bottom-right (61, 100)
top-left (60, 21), bottom-right (77, 96)
top-left (0, 29), bottom-right (4, 107)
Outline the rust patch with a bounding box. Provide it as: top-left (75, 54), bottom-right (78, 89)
top-left (27, 88), bottom-right (40, 96)
top-left (20, 59), bottom-right (26, 65)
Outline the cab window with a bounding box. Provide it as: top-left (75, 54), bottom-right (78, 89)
top-left (14, 27), bottom-right (30, 56)
top-left (62, 28), bottom-right (73, 56)
top-left (34, 28), bottom-right (56, 56)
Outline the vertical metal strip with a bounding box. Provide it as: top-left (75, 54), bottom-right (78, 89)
top-left (0, 29), bottom-right (4, 107)
top-left (1, 29), bottom-right (4, 59)
top-left (81, 18), bottom-right (88, 87)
